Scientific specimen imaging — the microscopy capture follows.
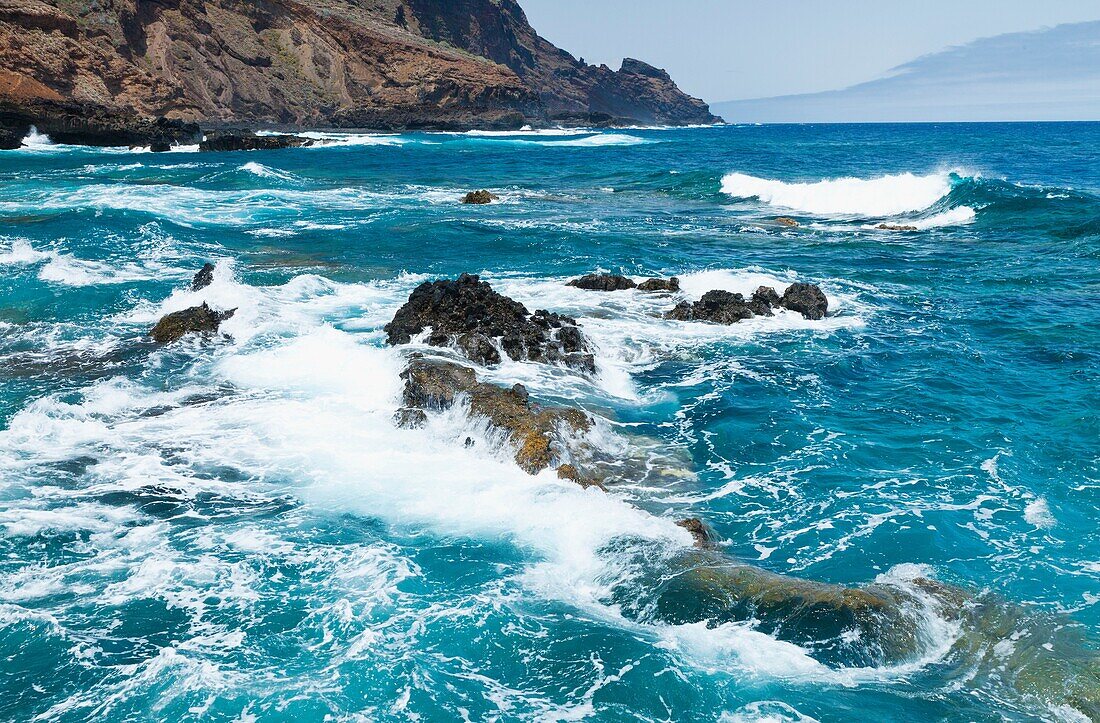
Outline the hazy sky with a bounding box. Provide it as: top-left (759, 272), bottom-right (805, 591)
top-left (520, 0), bottom-right (1100, 102)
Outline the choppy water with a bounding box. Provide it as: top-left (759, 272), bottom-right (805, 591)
top-left (1, 123), bottom-right (1098, 722)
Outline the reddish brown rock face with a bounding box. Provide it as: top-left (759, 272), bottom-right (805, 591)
top-left (0, 0), bottom-right (719, 135)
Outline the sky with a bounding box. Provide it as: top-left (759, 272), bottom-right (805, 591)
top-left (520, 0), bottom-right (1100, 103)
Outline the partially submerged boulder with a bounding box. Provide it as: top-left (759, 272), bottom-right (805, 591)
top-left (567, 273), bottom-right (637, 291)
top-left (462, 190), bottom-right (499, 204)
top-left (775, 217), bottom-right (800, 227)
top-left (665, 283), bottom-right (828, 323)
top-left (876, 223), bottom-right (918, 232)
top-left (675, 518), bottom-right (712, 548)
top-left (191, 263), bottom-right (215, 291)
top-left (385, 274), bottom-right (594, 372)
top-left (399, 357), bottom-right (593, 477)
top-left (637, 276), bottom-right (680, 292)
top-left (199, 131), bottom-right (312, 152)
top-left (149, 303), bottom-right (235, 344)
top-left (780, 282), bottom-right (829, 320)
top-left (666, 290), bottom-right (754, 324)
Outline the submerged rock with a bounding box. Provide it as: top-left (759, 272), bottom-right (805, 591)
top-left (637, 276), bottom-right (680, 292)
top-left (780, 282), bottom-right (829, 320)
top-left (665, 283), bottom-right (828, 324)
top-left (567, 273), bottom-right (637, 291)
top-left (385, 274), bottom-right (594, 372)
top-left (399, 357), bottom-right (593, 477)
top-left (149, 303), bottom-right (236, 344)
top-left (199, 131), bottom-right (312, 152)
top-left (191, 263), bottom-right (216, 291)
top-left (775, 217), bottom-right (800, 227)
top-left (675, 518), bottom-right (712, 548)
top-left (462, 190), bottom-right (499, 204)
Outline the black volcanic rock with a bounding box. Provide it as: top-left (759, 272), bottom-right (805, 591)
top-left (191, 263), bottom-right (215, 291)
top-left (567, 274), bottom-right (637, 291)
top-left (665, 283), bottom-right (829, 324)
top-left (780, 283), bottom-right (829, 320)
top-left (385, 274), bottom-right (594, 372)
top-left (666, 290), bottom-right (755, 324)
top-left (0, 99), bottom-right (199, 149)
top-left (199, 131), bottom-right (312, 152)
top-left (637, 277), bottom-right (680, 292)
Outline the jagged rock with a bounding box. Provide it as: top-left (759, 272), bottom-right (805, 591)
top-left (461, 190), bottom-right (499, 204)
top-left (637, 277), bottom-right (680, 292)
top-left (876, 223), bottom-right (918, 231)
top-left (385, 274), bottom-right (594, 372)
top-left (191, 263), bottom-right (215, 291)
top-left (780, 282), bottom-right (829, 320)
top-left (149, 303), bottom-right (235, 344)
top-left (749, 286), bottom-right (780, 316)
top-left (0, 127), bottom-right (23, 150)
top-left (666, 283), bottom-right (828, 324)
top-left (675, 518), bottom-right (712, 548)
top-left (199, 131), bottom-right (312, 152)
top-left (567, 273), bottom-right (637, 291)
top-left (399, 357), bottom-right (592, 476)
top-left (665, 290), bottom-right (754, 324)
top-left (0, 99), bottom-right (199, 148)
top-left (394, 408), bottom-right (428, 429)
top-left (775, 217), bottom-right (800, 227)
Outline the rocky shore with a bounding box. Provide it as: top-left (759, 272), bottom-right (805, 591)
top-left (141, 265), bottom-right (1100, 714)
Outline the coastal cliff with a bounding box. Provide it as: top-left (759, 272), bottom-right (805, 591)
top-left (0, 0), bottom-right (719, 146)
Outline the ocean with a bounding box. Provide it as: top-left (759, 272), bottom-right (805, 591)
top-left (1, 122), bottom-right (1098, 722)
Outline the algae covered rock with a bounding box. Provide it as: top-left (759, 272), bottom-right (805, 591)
top-left (399, 357), bottom-right (592, 477)
top-left (149, 303), bottom-right (236, 345)
top-left (462, 190), bottom-right (499, 204)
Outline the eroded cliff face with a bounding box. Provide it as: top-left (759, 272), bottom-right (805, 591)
top-left (0, 0), bottom-right (718, 139)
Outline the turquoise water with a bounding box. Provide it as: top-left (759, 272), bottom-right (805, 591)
top-left (1, 123), bottom-right (1098, 721)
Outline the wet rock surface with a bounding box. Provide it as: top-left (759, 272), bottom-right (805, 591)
top-left (775, 216), bottom-right (800, 227)
top-left (877, 223), bottom-right (918, 231)
top-left (199, 131), bottom-right (313, 152)
top-left (149, 303), bottom-right (236, 345)
top-left (461, 190), bottom-right (499, 204)
top-left (385, 274), bottom-right (594, 372)
top-left (567, 273), bottom-right (637, 291)
top-left (666, 282), bottom-right (829, 323)
top-left (637, 276), bottom-right (680, 292)
top-left (399, 357), bottom-right (593, 477)
top-left (190, 263), bottom-right (215, 291)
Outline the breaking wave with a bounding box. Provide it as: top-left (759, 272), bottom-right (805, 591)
top-left (721, 171), bottom-right (959, 216)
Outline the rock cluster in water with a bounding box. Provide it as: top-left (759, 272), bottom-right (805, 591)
top-left (567, 273), bottom-right (680, 292)
top-left (667, 282), bottom-right (828, 323)
top-left (384, 273), bottom-right (594, 372)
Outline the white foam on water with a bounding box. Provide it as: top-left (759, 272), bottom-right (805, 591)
top-left (0, 238), bottom-right (49, 265)
top-left (721, 171), bottom-right (955, 216)
top-left (238, 162), bottom-right (296, 181)
top-left (1024, 498), bottom-right (1056, 528)
top-left (295, 131), bottom-right (407, 147)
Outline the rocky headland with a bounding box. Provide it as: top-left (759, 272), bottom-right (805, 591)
top-left (0, 0), bottom-right (720, 149)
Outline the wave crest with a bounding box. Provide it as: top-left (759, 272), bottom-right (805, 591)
top-left (721, 171), bottom-right (957, 216)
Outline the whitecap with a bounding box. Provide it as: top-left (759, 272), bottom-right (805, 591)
top-left (721, 171), bottom-right (956, 216)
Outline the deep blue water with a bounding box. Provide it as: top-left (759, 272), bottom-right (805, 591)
top-left (0, 123), bottom-right (1098, 721)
